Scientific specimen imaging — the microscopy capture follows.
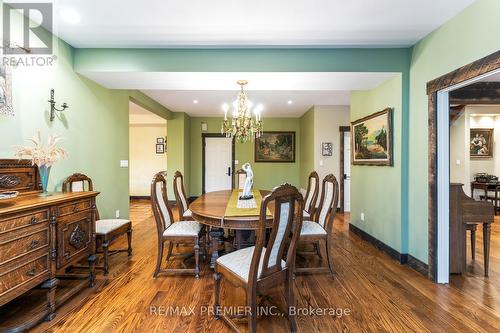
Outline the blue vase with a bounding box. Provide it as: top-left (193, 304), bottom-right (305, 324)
top-left (38, 165), bottom-right (52, 196)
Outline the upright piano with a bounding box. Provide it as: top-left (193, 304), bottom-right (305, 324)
top-left (450, 183), bottom-right (494, 275)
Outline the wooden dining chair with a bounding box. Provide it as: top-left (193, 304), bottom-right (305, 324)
top-left (62, 173), bottom-right (132, 275)
top-left (214, 183), bottom-right (304, 333)
top-left (296, 174), bottom-right (338, 275)
top-left (151, 171), bottom-right (205, 278)
top-left (235, 168), bottom-right (247, 190)
top-left (303, 171), bottom-right (319, 220)
top-left (173, 171), bottom-right (193, 221)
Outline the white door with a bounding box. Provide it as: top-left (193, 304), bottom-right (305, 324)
top-left (343, 131), bottom-right (351, 212)
top-left (205, 137), bottom-right (233, 192)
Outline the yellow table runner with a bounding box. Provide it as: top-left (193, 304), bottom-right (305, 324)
top-left (224, 189), bottom-right (270, 217)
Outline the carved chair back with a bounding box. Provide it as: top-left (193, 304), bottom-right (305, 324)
top-left (173, 171), bottom-right (189, 217)
top-left (314, 174), bottom-right (339, 233)
top-left (249, 184), bottom-right (303, 283)
top-left (151, 172), bottom-right (174, 239)
top-left (235, 168), bottom-right (247, 190)
top-left (62, 173), bottom-right (100, 220)
top-left (303, 171), bottom-right (319, 215)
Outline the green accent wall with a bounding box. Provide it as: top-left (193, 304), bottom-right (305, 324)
top-left (408, 0), bottom-right (500, 263)
top-left (189, 117), bottom-right (301, 197)
top-left (166, 112), bottom-right (191, 199)
top-left (350, 74), bottom-right (403, 252)
top-left (299, 107), bottom-right (315, 189)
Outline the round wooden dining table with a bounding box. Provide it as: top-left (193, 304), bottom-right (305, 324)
top-left (190, 189), bottom-right (273, 268)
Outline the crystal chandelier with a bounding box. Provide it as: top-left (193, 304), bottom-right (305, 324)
top-left (221, 80), bottom-right (263, 143)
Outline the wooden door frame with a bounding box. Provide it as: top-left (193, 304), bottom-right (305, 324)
top-left (339, 126), bottom-right (351, 213)
top-left (427, 50), bottom-right (500, 282)
top-left (202, 133), bottom-right (235, 194)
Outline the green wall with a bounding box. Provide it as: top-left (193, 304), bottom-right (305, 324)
top-left (166, 112), bottom-right (191, 199)
top-left (0, 8), bottom-right (168, 219)
top-left (408, 0), bottom-right (500, 263)
top-left (299, 107), bottom-right (315, 189)
top-left (189, 117), bottom-right (301, 196)
top-left (350, 75), bottom-right (403, 252)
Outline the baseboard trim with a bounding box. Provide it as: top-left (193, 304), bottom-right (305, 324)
top-left (130, 196), bottom-right (150, 200)
top-left (348, 223), bottom-right (429, 276)
top-left (407, 254), bottom-right (429, 276)
top-left (349, 223), bottom-right (407, 264)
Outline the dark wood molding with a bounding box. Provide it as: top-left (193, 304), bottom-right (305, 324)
top-left (339, 126), bottom-right (350, 213)
top-left (349, 223), bottom-right (407, 264)
top-left (129, 196), bottom-right (150, 200)
top-left (427, 50), bottom-right (500, 282)
top-left (407, 255), bottom-right (429, 277)
top-left (201, 133), bottom-right (235, 194)
top-left (450, 82), bottom-right (500, 105)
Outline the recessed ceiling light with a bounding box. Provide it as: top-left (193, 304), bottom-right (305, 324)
top-left (193, 100), bottom-right (199, 104)
top-left (287, 100), bottom-right (293, 105)
top-left (60, 8), bottom-right (81, 24)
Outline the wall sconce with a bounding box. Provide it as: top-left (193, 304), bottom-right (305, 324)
top-left (48, 89), bottom-right (69, 121)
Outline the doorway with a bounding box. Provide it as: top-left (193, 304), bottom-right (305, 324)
top-left (202, 134), bottom-right (235, 193)
top-left (339, 126), bottom-right (351, 212)
top-left (428, 50), bottom-right (500, 283)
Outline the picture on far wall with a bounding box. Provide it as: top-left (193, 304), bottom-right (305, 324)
top-left (156, 137), bottom-right (165, 144)
top-left (470, 128), bottom-right (493, 158)
top-left (255, 131), bottom-right (295, 163)
top-left (322, 142), bottom-right (333, 156)
top-left (351, 108), bottom-right (393, 166)
top-left (0, 65), bottom-right (13, 116)
top-left (156, 143), bottom-right (165, 154)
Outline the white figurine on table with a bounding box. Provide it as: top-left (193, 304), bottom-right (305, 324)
top-left (240, 163), bottom-right (254, 200)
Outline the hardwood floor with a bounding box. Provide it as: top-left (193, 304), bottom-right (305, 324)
top-left (31, 199), bottom-right (500, 332)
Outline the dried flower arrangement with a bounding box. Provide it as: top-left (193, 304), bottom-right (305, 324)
top-left (15, 131), bottom-right (67, 195)
top-left (15, 131), bottom-right (67, 167)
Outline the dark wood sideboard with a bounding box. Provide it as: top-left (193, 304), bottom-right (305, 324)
top-left (0, 160), bottom-right (99, 332)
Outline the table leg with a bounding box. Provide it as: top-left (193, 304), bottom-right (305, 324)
top-left (210, 228), bottom-right (224, 269)
top-left (483, 223), bottom-right (491, 277)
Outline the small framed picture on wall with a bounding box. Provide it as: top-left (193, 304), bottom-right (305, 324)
top-left (322, 142), bottom-right (333, 156)
top-left (156, 143), bottom-right (165, 154)
top-left (156, 137), bottom-right (165, 144)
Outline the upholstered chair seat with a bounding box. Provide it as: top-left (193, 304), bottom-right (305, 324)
top-left (216, 246), bottom-right (286, 282)
top-left (95, 219), bottom-right (131, 235)
top-left (300, 220), bottom-right (327, 236)
top-left (163, 220), bottom-right (202, 237)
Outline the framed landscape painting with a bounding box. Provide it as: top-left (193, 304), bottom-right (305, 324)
top-left (255, 131), bottom-right (295, 162)
top-left (351, 108), bottom-right (393, 166)
top-left (470, 128), bottom-right (493, 158)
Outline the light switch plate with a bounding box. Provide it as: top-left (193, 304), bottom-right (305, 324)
top-left (319, 160), bottom-right (324, 166)
top-left (120, 160), bottom-right (129, 167)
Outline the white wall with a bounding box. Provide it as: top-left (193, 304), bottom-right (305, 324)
top-left (129, 124), bottom-right (167, 196)
top-left (313, 105), bottom-right (351, 203)
top-left (450, 111), bottom-right (470, 194)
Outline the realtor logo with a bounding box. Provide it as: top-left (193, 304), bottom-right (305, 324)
top-left (2, 2), bottom-right (53, 54)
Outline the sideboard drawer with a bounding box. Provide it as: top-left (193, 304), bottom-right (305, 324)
top-left (0, 253), bottom-right (50, 304)
top-left (0, 209), bottom-right (49, 234)
top-left (56, 199), bottom-right (92, 217)
top-left (56, 211), bottom-right (93, 270)
top-left (0, 228), bottom-right (49, 265)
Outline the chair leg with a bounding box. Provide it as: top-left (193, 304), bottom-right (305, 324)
top-left (102, 241), bottom-right (110, 275)
top-left (483, 223), bottom-right (491, 277)
top-left (194, 237), bottom-right (200, 278)
top-left (214, 271), bottom-right (221, 320)
top-left (154, 241), bottom-right (164, 278)
top-left (325, 238), bottom-right (334, 276)
top-left (286, 271), bottom-right (297, 333)
top-left (470, 227), bottom-right (476, 261)
top-left (127, 228), bottom-right (133, 257)
top-left (247, 290), bottom-right (257, 333)
top-left (165, 242), bottom-right (174, 261)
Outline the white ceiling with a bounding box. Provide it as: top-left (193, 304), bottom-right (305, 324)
top-left (83, 72), bottom-right (396, 117)
top-left (53, 0), bottom-right (474, 48)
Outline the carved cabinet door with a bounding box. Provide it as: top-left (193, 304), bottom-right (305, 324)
top-left (55, 210), bottom-right (93, 270)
